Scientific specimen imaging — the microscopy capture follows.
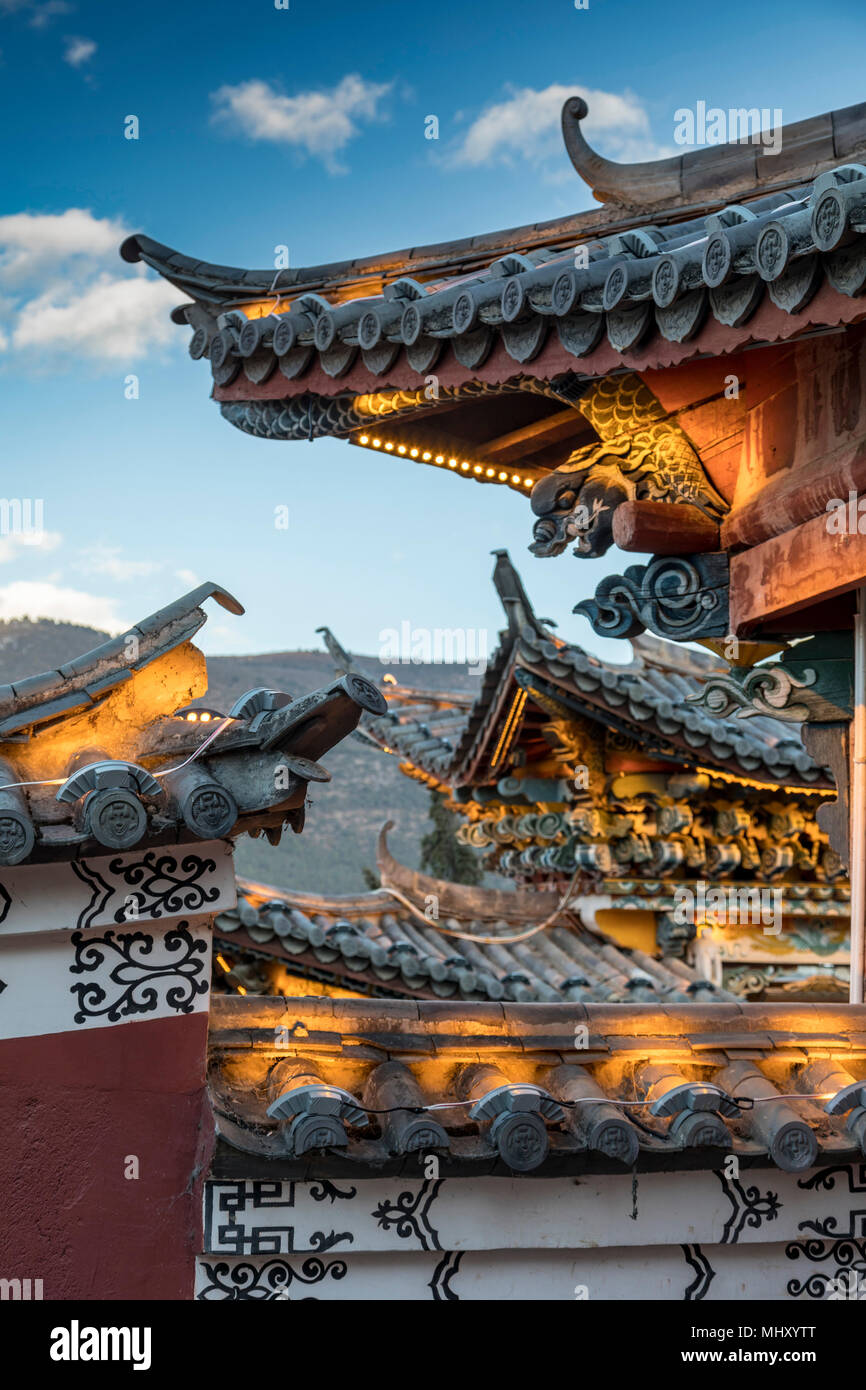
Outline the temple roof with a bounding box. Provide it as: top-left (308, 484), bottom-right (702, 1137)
top-left (321, 550), bottom-right (828, 790)
top-left (208, 995), bottom-right (866, 1177)
top-left (121, 97), bottom-right (866, 309)
top-left (121, 98), bottom-right (866, 471)
top-left (215, 826), bottom-right (729, 1005)
top-left (0, 581), bottom-right (243, 741)
top-left (0, 584), bottom-right (387, 865)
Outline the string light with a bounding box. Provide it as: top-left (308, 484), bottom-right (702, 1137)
top-left (0, 715), bottom-right (236, 795)
top-left (261, 1089), bottom-right (839, 1120)
top-left (379, 864), bottom-right (577, 944)
top-left (350, 434), bottom-right (535, 491)
top-left (177, 705), bottom-right (224, 723)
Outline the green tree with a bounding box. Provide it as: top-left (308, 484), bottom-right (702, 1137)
top-left (419, 790), bottom-right (483, 885)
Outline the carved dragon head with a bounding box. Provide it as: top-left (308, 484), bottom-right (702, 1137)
top-left (528, 373), bottom-right (728, 560)
top-left (529, 458), bottom-right (636, 558)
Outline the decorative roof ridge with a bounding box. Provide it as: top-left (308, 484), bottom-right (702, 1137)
top-left (235, 875), bottom-right (395, 916)
top-left (121, 100), bottom-right (866, 315)
top-left (491, 547), bottom-right (548, 638)
top-left (562, 95), bottom-right (866, 210)
top-left (0, 580), bottom-right (243, 735)
top-left (120, 205), bottom-right (632, 307)
top-left (376, 819), bottom-right (561, 923)
top-left (210, 992), bottom-right (866, 1040)
top-left (314, 624), bottom-right (364, 678)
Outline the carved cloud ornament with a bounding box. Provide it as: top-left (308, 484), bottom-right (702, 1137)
top-left (575, 554), bottom-right (730, 642)
top-left (686, 665), bottom-right (820, 723)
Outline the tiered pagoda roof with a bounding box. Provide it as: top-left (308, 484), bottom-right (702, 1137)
top-left (328, 553), bottom-right (825, 792)
top-left (308, 554), bottom-right (848, 999)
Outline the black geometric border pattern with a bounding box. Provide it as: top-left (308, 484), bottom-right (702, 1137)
top-left (429, 1251), bottom-right (462, 1301)
top-left (682, 1244), bottom-right (716, 1301)
top-left (203, 1180), bottom-right (355, 1257)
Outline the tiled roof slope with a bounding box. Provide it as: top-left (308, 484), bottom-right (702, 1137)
top-left (121, 100), bottom-right (866, 397)
top-left (208, 996), bottom-right (866, 1176)
top-left (216, 858), bottom-right (730, 1005)
top-left (326, 550), bottom-right (828, 790)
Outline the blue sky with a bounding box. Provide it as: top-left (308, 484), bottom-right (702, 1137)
top-left (1, 0), bottom-right (865, 662)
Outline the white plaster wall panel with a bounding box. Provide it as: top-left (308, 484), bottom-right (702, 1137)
top-left (0, 913), bottom-right (213, 1040)
top-left (0, 840), bottom-right (235, 938)
top-left (202, 1168), bottom-right (865, 1256)
top-left (195, 1237), bottom-right (860, 1300)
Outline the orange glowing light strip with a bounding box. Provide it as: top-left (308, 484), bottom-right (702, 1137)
top-left (694, 765), bottom-right (836, 797)
top-left (352, 433), bottom-right (536, 495)
top-left (491, 689), bottom-right (528, 769)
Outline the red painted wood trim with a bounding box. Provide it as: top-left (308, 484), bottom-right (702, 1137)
top-left (730, 507), bottom-right (866, 632)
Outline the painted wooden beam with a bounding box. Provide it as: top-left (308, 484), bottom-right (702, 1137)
top-left (479, 407), bottom-right (588, 464)
top-left (730, 507), bottom-right (866, 632)
top-left (612, 499), bottom-right (720, 554)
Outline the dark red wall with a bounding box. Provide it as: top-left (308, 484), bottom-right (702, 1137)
top-left (0, 1013), bottom-right (212, 1300)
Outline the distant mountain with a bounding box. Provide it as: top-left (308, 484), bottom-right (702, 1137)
top-left (2, 619), bottom-right (482, 894)
top-left (204, 650), bottom-right (481, 893)
top-left (0, 617), bottom-right (109, 679)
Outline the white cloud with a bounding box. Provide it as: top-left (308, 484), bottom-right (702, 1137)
top-left (74, 545), bottom-right (162, 582)
top-left (211, 73), bottom-right (393, 172)
top-left (0, 209), bottom-right (180, 369)
top-left (448, 82), bottom-right (665, 169)
top-left (0, 208), bottom-right (126, 287)
top-left (0, 528), bottom-right (62, 563)
top-left (13, 272), bottom-right (179, 360)
top-left (0, 581), bottom-right (127, 632)
top-left (175, 568), bottom-right (200, 588)
top-left (63, 35), bottom-right (96, 67)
